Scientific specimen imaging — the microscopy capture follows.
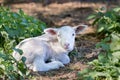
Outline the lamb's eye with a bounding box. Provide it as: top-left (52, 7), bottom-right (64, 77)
top-left (72, 33), bottom-right (75, 36)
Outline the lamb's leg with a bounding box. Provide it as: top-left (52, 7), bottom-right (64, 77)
top-left (32, 57), bottom-right (64, 71)
top-left (57, 54), bottom-right (70, 64)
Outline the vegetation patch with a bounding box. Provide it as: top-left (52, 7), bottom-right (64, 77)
top-left (78, 7), bottom-right (120, 80)
top-left (0, 7), bottom-right (46, 80)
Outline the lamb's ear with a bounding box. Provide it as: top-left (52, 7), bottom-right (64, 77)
top-left (44, 28), bottom-right (58, 35)
top-left (74, 24), bottom-right (88, 34)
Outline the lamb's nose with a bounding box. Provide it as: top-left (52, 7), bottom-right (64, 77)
top-left (64, 43), bottom-right (70, 49)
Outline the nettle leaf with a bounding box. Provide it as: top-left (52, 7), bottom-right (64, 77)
top-left (88, 59), bottom-right (99, 66)
top-left (98, 26), bottom-right (104, 33)
top-left (113, 7), bottom-right (120, 12)
top-left (0, 65), bottom-right (5, 70)
top-left (111, 34), bottom-right (120, 41)
top-left (98, 53), bottom-right (106, 63)
top-left (108, 24), bottom-right (115, 30)
top-left (21, 56), bottom-right (26, 63)
top-left (90, 72), bottom-right (110, 79)
top-left (20, 22), bottom-right (28, 26)
top-left (0, 53), bottom-right (10, 60)
top-left (101, 43), bottom-right (110, 51)
top-left (87, 14), bottom-right (96, 20)
top-left (110, 34), bottom-right (120, 51)
top-left (13, 48), bottom-right (23, 55)
top-left (0, 6), bottom-right (46, 80)
top-left (104, 37), bottom-right (111, 42)
top-left (19, 9), bottom-right (25, 16)
top-left (112, 52), bottom-right (120, 60)
top-left (1, 31), bottom-right (9, 38)
top-left (112, 57), bottom-right (119, 64)
top-left (110, 42), bottom-right (120, 51)
top-left (8, 65), bottom-right (14, 71)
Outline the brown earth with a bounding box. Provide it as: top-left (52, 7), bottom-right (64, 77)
top-left (3, 1), bottom-right (119, 80)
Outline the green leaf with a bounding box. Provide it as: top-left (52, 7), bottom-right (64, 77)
top-left (88, 59), bottom-right (99, 66)
top-left (0, 6), bottom-right (46, 79)
top-left (110, 34), bottom-right (120, 51)
top-left (98, 53), bottom-right (106, 63)
top-left (113, 7), bottom-right (120, 12)
top-left (8, 65), bottom-right (14, 71)
top-left (87, 14), bottom-right (96, 20)
top-left (112, 52), bottom-right (120, 59)
top-left (111, 34), bottom-right (120, 41)
top-left (13, 48), bottom-right (23, 55)
top-left (19, 9), bottom-right (24, 15)
top-left (98, 26), bottom-right (104, 33)
top-left (21, 57), bottom-right (26, 63)
top-left (12, 13), bottom-right (19, 18)
top-left (0, 65), bottom-right (5, 70)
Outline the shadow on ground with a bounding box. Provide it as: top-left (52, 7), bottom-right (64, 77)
top-left (2, 0), bottom-right (118, 5)
top-left (36, 7), bottom-right (94, 27)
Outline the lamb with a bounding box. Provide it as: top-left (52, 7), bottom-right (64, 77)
top-left (12, 25), bottom-right (87, 72)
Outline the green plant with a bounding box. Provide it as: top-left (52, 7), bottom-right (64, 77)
top-left (78, 34), bottom-right (120, 80)
top-left (0, 48), bottom-right (30, 80)
top-left (88, 7), bottom-right (120, 36)
top-left (0, 7), bottom-right (46, 53)
top-left (0, 7), bottom-right (46, 80)
top-left (78, 7), bottom-right (120, 80)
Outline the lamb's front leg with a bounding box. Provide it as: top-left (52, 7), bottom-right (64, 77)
top-left (32, 56), bottom-right (64, 71)
top-left (55, 54), bottom-right (70, 64)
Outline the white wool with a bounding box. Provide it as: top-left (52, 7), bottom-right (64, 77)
top-left (13, 25), bottom-right (87, 71)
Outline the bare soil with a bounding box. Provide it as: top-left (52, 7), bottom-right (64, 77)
top-left (3, 1), bottom-right (119, 80)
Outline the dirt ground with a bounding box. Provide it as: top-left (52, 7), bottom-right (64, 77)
top-left (3, 1), bottom-right (119, 80)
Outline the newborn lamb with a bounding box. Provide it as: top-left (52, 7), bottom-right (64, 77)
top-left (13, 25), bottom-right (87, 71)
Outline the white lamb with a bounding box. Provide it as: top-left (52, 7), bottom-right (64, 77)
top-left (13, 25), bottom-right (87, 71)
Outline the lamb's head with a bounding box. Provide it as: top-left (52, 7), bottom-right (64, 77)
top-left (44, 25), bottom-right (87, 51)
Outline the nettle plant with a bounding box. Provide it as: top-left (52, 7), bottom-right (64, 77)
top-left (78, 34), bottom-right (120, 80)
top-left (0, 49), bottom-right (29, 80)
top-left (0, 7), bottom-right (46, 53)
top-left (78, 7), bottom-right (120, 80)
top-left (88, 7), bottom-right (120, 36)
top-left (0, 7), bottom-right (46, 80)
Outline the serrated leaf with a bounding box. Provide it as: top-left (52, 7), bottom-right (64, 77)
top-left (19, 9), bottom-right (24, 15)
top-left (110, 34), bottom-right (120, 51)
top-left (89, 59), bottom-right (99, 66)
top-left (0, 65), bottom-right (5, 70)
top-left (112, 52), bottom-right (120, 59)
top-left (8, 65), bottom-right (14, 71)
top-left (111, 34), bottom-right (120, 41)
top-left (13, 48), bottom-right (23, 55)
top-left (98, 26), bottom-right (104, 33)
top-left (12, 13), bottom-right (19, 18)
top-left (21, 57), bottom-right (26, 63)
top-left (0, 53), bottom-right (6, 59)
top-left (113, 7), bottom-right (120, 12)
top-left (87, 14), bottom-right (96, 20)
top-left (98, 53), bottom-right (106, 63)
